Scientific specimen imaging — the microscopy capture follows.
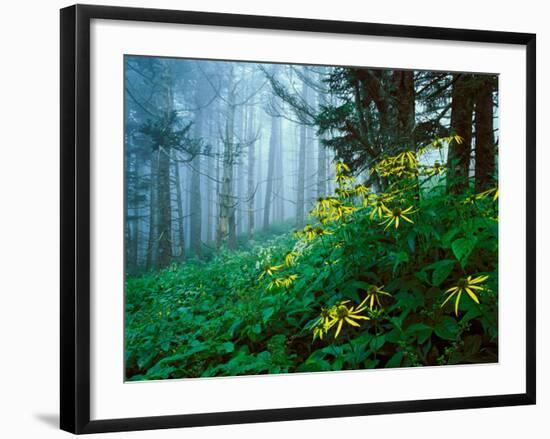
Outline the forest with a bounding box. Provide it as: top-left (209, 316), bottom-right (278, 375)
top-left (124, 55), bottom-right (499, 380)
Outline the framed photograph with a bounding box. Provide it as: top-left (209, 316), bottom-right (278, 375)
top-left (60, 4), bottom-right (536, 434)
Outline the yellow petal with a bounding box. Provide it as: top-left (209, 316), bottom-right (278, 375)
top-left (334, 319), bottom-right (344, 338)
top-left (345, 317), bottom-right (360, 327)
top-left (441, 290), bottom-right (458, 308)
top-left (455, 290), bottom-right (462, 316)
top-left (470, 275), bottom-right (489, 284)
top-left (350, 314), bottom-right (370, 320)
top-left (465, 287), bottom-right (480, 304)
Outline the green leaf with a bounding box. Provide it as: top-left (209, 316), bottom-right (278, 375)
top-left (431, 260), bottom-right (456, 286)
top-left (451, 238), bottom-right (476, 268)
top-left (405, 322), bottom-right (433, 344)
top-left (386, 351), bottom-right (404, 368)
top-left (442, 227), bottom-right (461, 248)
top-left (460, 307), bottom-right (483, 324)
top-left (370, 334), bottom-right (386, 351)
top-left (262, 307), bottom-right (275, 323)
top-left (434, 316), bottom-right (460, 340)
top-left (392, 251), bottom-right (409, 275)
top-left (221, 342), bottom-right (234, 353)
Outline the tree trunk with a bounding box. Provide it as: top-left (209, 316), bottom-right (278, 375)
top-left (263, 65), bottom-right (281, 231)
top-left (263, 112), bottom-right (279, 230)
top-left (447, 74), bottom-right (474, 194)
top-left (156, 144), bottom-right (172, 268)
top-left (296, 77), bottom-right (309, 227)
top-left (393, 70), bottom-right (416, 148)
top-left (247, 104), bottom-right (256, 239)
top-left (217, 68), bottom-right (238, 249)
top-left (146, 151), bottom-right (159, 270)
top-left (173, 153), bottom-right (185, 261)
top-left (474, 78), bottom-right (496, 192)
top-left (274, 118), bottom-right (285, 222)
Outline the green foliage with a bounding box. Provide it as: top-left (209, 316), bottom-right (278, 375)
top-left (125, 146), bottom-right (498, 380)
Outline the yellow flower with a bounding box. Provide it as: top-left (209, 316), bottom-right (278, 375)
top-left (335, 187), bottom-right (354, 198)
top-left (329, 301), bottom-right (370, 338)
top-left (354, 184), bottom-right (370, 197)
top-left (441, 274), bottom-right (489, 316)
top-left (395, 150), bottom-right (418, 168)
top-left (284, 251), bottom-right (299, 267)
top-left (370, 195), bottom-right (392, 220)
top-left (268, 274), bottom-right (298, 290)
top-left (380, 205), bottom-right (415, 230)
top-left (335, 160), bottom-right (351, 174)
top-left (332, 202), bottom-right (356, 221)
top-left (358, 285), bottom-right (392, 310)
top-left (302, 225), bottom-right (333, 241)
top-left (475, 186), bottom-right (499, 202)
top-left (259, 263), bottom-right (284, 280)
top-left (301, 225), bottom-right (317, 241)
top-left (312, 307), bottom-right (336, 340)
top-left (425, 135), bottom-right (464, 151)
top-left (424, 161), bottom-right (446, 176)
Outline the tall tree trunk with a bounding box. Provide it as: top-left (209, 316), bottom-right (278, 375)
top-left (156, 144), bottom-right (172, 268)
top-left (247, 105), bottom-right (256, 239)
top-left (263, 65), bottom-right (281, 231)
top-left (317, 138), bottom-right (326, 198)
top-left (146, 151), bottom-right (159, 270)
top-left (173, 153), bottom-right (185, 261)
top-left (263, 112), bottom-right (279, 230)
top-left (125, 151), bottom-right (139, 273)
top-left (474, 78), bottom-right (496, 192)
top-left (295, 80), bottom-right (309, 227)
top-left (217, 68), bottom-right (237, 249)
top-left (393, 70), bottom-right (416, 148)
top-left (155, 65), bottom-right (174, 269)
top-left (447, 74), bottom-right (474, 194)
top-left (154, 149), bottom-right (172, 268)
top-left (274, 118), bottom-right (285, 222)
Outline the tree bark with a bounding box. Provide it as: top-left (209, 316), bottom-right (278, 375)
top-left (447, 74), bottom-right (474, 194)
top-left (474, 77), bottom-right (496, 192)
top-left (217, 67), bottom-right (238, 249)
top-left (173, 152), bottom-right (185, 261)
top-left (146, 151), bottom-right (159, 270)
top-left (295, 77), bottom-right (309, 227)
top-left (247, 104), bottom-right (256, 239)
top-left (263, 112), bottom-right (279, 230)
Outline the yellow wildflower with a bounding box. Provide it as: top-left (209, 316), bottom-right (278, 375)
top-left (259, 263), bottom-right (284, 280)
top-left (329, 301), bottom-right (370, 338)
top-left (358, 285), bottom-right (392, 310)
top-left (268, 274), bottom-right (298, 290)
top-left (284, 251), bottom-right (299, 267)
top-left (475, 187), bottom-right (499, 202)
top-left (380, 205), bottom-right (415, 230)
top-left (441, 274), bottom-right (489, 316)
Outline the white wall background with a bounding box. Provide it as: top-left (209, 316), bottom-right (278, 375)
top-left (0, 0), bottom-right (545, 437)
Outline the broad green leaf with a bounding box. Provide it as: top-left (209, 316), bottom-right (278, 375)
top-left (451, 238), bottom-right (476, 268)
top-left (370, 334), bottom-right (386, 351)
top-left (434, 316), bottom-right (460, 340)
top-left (431, 260), bottom-right (456, 286)
top-left (386, 351), bottom-right (404, 368)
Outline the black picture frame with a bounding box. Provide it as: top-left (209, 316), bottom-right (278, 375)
top-left (60, 4), bottom-right (536, 434)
